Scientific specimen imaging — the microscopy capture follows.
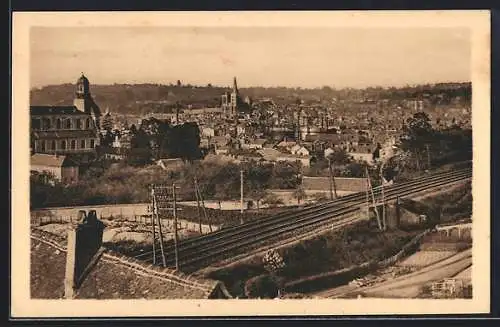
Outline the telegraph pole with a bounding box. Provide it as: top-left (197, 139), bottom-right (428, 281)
top-left (150, 186), bottom-right (156, 265)
top-left (379, 162), bottom-right (386, 231)
top-left (327, 158), bottom-right (334, 200)
top-left (172, 183), bottom-right (179, 271)
top-left (425, 144), bottom-right (431, 170)
top-left (240, 169), bottom-right (244, 224)
top-left (194, 177), bottom-right (202, 234)
top-left (327, 157), bottom-right (338, 199)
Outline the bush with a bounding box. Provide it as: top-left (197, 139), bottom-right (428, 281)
top-left (244, 274), bottom-right (283, 299)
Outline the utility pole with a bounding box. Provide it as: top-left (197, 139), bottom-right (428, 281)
top-left (240, 169), bottom-right (244, 224)
top-left (366, 166), bottom-right (383, 231)
top-left (379, 162), bottom-right (386, 231)
top-left (327, 158), bottom-right (334, 200)
top-left (194, 177), bottom-right (202, 234)
top-left (172, 183), bottom-right (179, 271)
top-left (150, 186), bottom-right (156, 265)
top-left (327, 157), bottom-right (338, 200)
top-left (425, 144), bottom-right (431, 170)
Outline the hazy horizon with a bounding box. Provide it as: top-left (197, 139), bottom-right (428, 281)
top-left (30, 27), bottom-right (471, 89)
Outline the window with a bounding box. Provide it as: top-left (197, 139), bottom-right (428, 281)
top-left (76, 119), bottom-right (82, 129)
top-left (56, 119), bottom-right (62, 129)
top-left (51, 140), bottom-right (56, 150)
top-left (86, 119), bottom-right (91, 129)
top-left (66, 119), bottom-right (72, 129)
top-left (31, 118), bottom-right (41, 129)
top-left (42, 118), bottom-right (51, 130)
top-left (90, 139), bottom-right (95, 148)
top-left (61, 140), bottom-right (66, 150)
top-left (71, 140), bottom-right (76, 150)
top-left (41, 140), bottom-right (46, 152)
top-left (80, 140), bottom-right (86, 149)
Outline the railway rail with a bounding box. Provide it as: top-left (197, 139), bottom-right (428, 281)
top-left (134, 168), bottom-right (472, 272)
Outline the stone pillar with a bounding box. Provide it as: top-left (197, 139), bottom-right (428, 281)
top-left (64, 210), bottom-right (105, 299)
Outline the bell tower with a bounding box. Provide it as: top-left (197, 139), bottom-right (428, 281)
top-left (73, 73), bottom-right (102, 130)
top-left (74, 73), bottom-right (92, 113)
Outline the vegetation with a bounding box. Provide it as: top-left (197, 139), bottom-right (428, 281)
top-left (30, 82), bottom-right (471, 115)
top-left (30, 158), bottom-right (301, 209)
top-left (207, 219), bottom-right (421, 298)
top-left (244, 274), bottom-right (284, 299)
top-left (383, 112), bottom-right (472, 182)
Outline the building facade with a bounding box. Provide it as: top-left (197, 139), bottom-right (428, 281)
top-left (30, 74), bottom-right (101, 155)
top-left (221, 77), bottom-right (243, 119)
top-left (31, 153), bottom-right (79, 184)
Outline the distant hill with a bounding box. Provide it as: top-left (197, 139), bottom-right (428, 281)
top-left (30, 82), bottom-right (471, 115)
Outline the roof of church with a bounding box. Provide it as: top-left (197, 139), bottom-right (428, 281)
top-left (30, 106), bottom-right (90, 116)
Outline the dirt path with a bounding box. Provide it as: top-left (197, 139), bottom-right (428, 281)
top-left (345, 249), bottom-right (471, 298)
top-left (315, 249), bottom-right (471, 299)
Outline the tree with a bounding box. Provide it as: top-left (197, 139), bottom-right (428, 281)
top-left (400, 112), bottom-right (436, 171)
top-left (326, 148), bottom-right (351, 166)
top-left (250, 188), bottom-right (269, 211)
top-left (177, 80), bottom-right (182, 87)
top-left (292, 185), bottom-right (306, 205)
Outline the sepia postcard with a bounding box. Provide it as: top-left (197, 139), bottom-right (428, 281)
top-left (11, 10), bottom-right (491, 318)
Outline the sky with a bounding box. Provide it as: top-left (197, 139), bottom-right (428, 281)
top-left (30, 27), bottom-right (471, 89)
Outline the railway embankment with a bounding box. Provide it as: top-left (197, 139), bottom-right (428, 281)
top-left (203, 180), bottom-right (472, 299)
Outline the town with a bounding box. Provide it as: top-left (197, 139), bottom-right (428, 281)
top-left (29, 73), bottom-right (473, 300)
top-left (30, 74), bottom-right (472, 206)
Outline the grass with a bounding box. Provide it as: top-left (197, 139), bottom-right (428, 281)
top-left (206, 219), bottom-right (422, 298)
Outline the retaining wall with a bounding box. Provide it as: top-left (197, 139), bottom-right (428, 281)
top-left (31, 204), bottom-right (220, 234)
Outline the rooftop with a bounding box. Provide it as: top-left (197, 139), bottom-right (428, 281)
top-left (31, 153), bottom-right (75, 168)
top-left (30, 228), bottom-right (229, 299)
top-left (31, 106), bottom-right (90, 116)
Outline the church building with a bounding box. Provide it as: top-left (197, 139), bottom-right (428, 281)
top-left (30, 73), bottom-right (102, 156)
top-left (221, 77), bottom-right (245, 119)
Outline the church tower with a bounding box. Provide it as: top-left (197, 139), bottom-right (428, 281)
top-left (230, 76), bottom-right (239, 118)
top-left (73, 73), bottom-right (101, 129)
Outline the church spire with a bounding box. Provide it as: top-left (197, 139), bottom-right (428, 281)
top-left (233, 76), bottom-right (238, 93)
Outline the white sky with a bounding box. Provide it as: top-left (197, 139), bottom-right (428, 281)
top-left (30, 27), bottom-right (470, 89)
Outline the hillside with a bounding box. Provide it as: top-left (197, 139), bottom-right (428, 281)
top-left (30, 82), bottom-right (471, 116)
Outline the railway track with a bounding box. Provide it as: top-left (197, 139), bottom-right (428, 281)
top-left (134, 168), bottom-right (472, 272)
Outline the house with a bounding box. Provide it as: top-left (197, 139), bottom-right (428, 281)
top-left (112, 133), bottom-right (132, 149)
top-left (30, 153), bottom-right (79, 184)
top-left (201, 126), bottom-right (215, 138)
top-left (294, 146), bottom-right (310, 157)
top-left (212, 136), bottom-right (229, 147)
top-left (215, 145), bottom-right (230, 155)
top-left (348, 151), bottom-right (374, 165)
top-left (276, 140), bottom-right (297, 151)
top-left (247, 138), bottom-right (267, 150)
top-left (30, 227), bottom-right (231, 299)
top-left (289, 144), bottom-right (302, 155)
top-left (236, 124), bottom-right (246, 136)
top-left (276, 154), bottom-right (311, 167)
